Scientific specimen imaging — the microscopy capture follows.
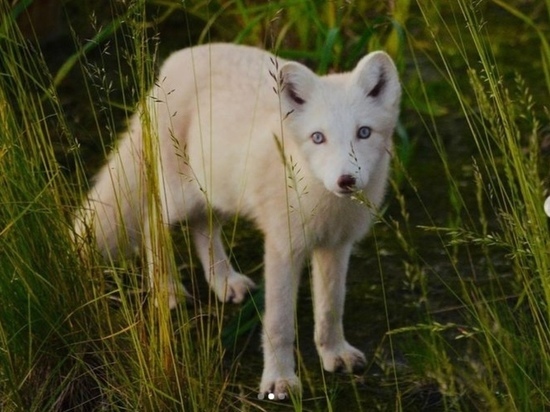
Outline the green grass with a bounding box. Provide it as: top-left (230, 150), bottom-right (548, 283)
top-left (390, 0), bottom-right (550, 410)
top-left (1, 0), bottom-right (549, 410)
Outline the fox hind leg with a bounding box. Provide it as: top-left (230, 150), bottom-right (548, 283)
top-left (192, 222), bottom-right (256, 303)
top-left (143, 216), bottom-right (189, 309)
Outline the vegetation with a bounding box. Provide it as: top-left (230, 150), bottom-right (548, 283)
top-left (1, 0), bottom-right (549, 410)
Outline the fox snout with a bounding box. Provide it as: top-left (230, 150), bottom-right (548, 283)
top-left (337, 174), bottom-right (357, 193)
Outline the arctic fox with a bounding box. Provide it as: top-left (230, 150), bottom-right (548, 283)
top-left (75, 43), bottom-right (401, 400)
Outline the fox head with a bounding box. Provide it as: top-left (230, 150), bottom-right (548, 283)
top-left (279, 51), bottom-right (401, 197)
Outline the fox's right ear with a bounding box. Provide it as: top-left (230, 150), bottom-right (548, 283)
top-left (279, 62), bottom-right (317, 109)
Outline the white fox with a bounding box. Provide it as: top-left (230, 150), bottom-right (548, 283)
top-left (75, 43), bottom-right (401, 400)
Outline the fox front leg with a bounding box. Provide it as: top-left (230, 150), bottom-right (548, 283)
top-left (259, 238), bottom-right (305, 400)
top-left (311, 243), bottom-right (366, 374)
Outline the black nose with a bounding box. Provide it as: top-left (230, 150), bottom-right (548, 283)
top-left (337, 174), bottom-right (356, 190)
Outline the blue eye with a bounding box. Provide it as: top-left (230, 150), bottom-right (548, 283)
top-left (357, 126), bottom-right (372, 139)
top-left (311, 131), bottom-right (326, 144)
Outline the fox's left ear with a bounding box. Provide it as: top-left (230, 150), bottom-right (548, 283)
top-left (353, 51), bottom-right (401, 108)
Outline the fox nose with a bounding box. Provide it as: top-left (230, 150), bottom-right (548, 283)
top-left (337, 174), bottom-right (356, 191)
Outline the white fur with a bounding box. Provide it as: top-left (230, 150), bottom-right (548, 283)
top-left (75, 43), bottom-right (401, 399)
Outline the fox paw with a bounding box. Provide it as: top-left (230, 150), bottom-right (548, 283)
top-left (319, 342), bottom-right (366, 374)
top-left (258, 373), bottom-right (301, 401)
top-left (212, 272), bottom-right (256, 304)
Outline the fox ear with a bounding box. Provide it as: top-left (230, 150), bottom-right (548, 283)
top-left (279, 62), bottom-right (317, 108)
top-left (353, 51), bottom-right (401, 108)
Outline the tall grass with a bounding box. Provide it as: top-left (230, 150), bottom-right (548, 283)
top-left (1, 0), bottom-right (549, 410)
top-left (1, 1), bottom-right (231, 410)
top-left (389, 0), bottom-right (550, 410)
